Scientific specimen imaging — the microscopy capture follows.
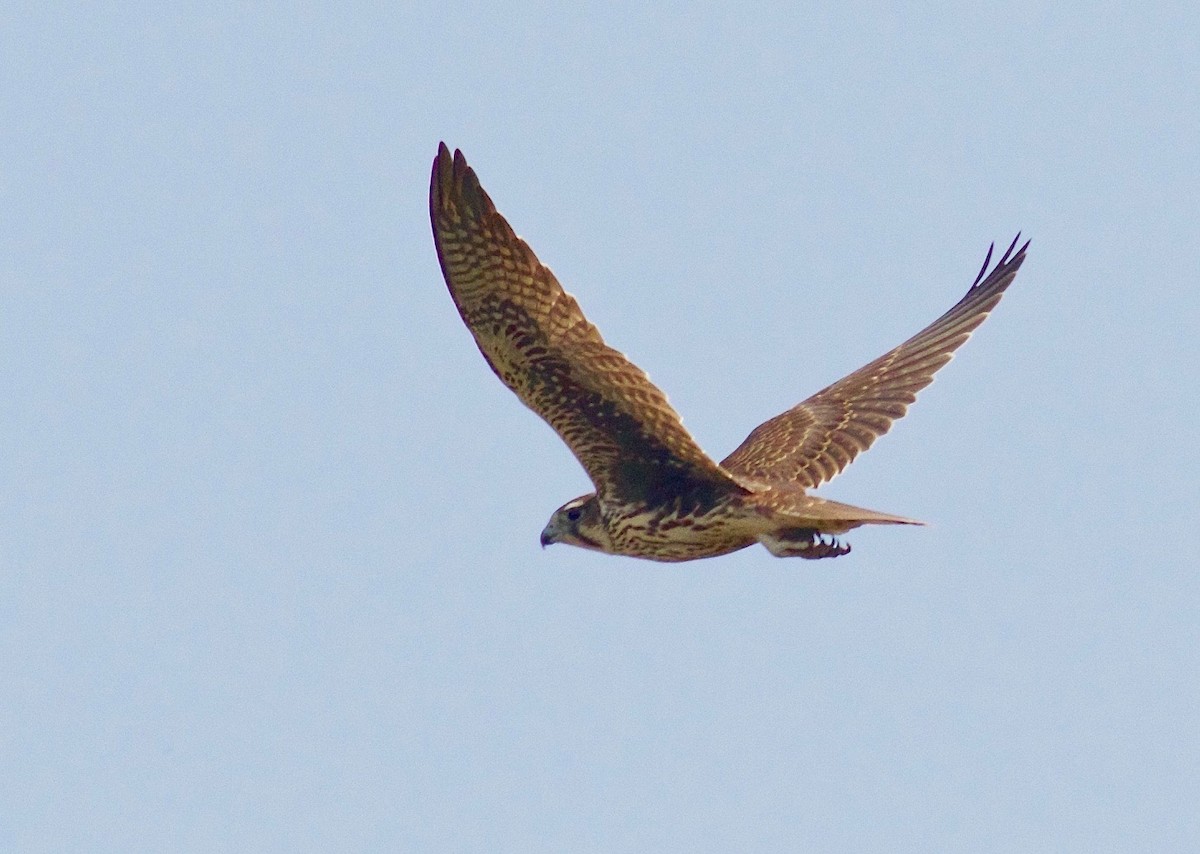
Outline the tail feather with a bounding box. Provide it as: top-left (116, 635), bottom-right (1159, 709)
top-left (777, 494), bottom-right (925, 530)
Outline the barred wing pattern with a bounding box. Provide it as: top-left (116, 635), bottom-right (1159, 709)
top-left (720, 236), bottom-right (1028, 489)
top-left (430, 144), bottom-right (741, 503)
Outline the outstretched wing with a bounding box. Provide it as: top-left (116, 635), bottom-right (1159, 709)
top-left (720, 236), bottom-right (1028, 489)
top-left (431, 143), bottom-right (742, 503)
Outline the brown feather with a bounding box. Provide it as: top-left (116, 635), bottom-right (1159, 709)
top-left (720, 236), bottom-right (1028, 488)
top-left (430, 143), bottom-right (743, 504)
top-left (432, 143), bottom-right (1029, 562)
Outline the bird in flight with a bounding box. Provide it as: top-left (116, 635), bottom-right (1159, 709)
top-left (430, 143), bottom-right (1027, 561)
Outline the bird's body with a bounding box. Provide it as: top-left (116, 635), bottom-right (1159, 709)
top-left (547, 479), bottom-right (923, 562)
top-left (430, 143), bottom-right (1027, 561)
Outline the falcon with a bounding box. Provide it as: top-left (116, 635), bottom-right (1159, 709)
top-left (430, 143), bottom-right (1028, 561)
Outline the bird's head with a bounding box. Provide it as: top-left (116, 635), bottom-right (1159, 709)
top-left (540, 493), bottom-right (611, 553)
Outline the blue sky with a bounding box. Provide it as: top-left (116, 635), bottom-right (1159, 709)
top-left (3, 2), bottom-right (1198, 851)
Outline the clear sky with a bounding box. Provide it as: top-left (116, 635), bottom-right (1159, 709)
top-left (3, 2), bottom-right (1198, 851)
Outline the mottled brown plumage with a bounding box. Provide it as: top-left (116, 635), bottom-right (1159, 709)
top-left (720, 239), bottom-right (1021, 489)
top-left (430, 143), bottom-right (1028, 561)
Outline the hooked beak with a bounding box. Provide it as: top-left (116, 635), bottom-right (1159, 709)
top-left (540, 525), bottom-right (556, 548)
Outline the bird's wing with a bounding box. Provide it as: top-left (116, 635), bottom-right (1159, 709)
top-left (431, 144), bottom-right (742, 503)
top-left (720, 236), bottom-right (1028, 489)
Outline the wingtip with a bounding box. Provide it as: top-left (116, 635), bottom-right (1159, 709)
top-left (1000, 231), bottom-right (1030, 273)
top-left (432, 142), bottom-right (469, 181)
top-left (434, 143), bottom-right (472, 178)
top-left (432, 142), bottom-right (451, 190)
top-left (433, 141), bottom-right (453, 176)
top-left (972, 242), bottom-right (997, 287)
top-left (998, 232), bottom-right (1023, 265)
top-left (431, 143), bottom-right (483, 215)
top-left (970, 231), bottom-right (1030, 290)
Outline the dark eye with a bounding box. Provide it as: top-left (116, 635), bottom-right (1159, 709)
top-left (566, 507), bottom-right (582, 522)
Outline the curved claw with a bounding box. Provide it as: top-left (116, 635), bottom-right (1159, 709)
top-left (808, 534), bottom-right (851, 559)
top-left (763, 528), bottom-right (852, 559)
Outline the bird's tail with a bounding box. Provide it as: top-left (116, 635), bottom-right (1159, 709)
top-left (774, 494), bottom-right (925, 533)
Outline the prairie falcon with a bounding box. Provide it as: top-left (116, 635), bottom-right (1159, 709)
top-left (430, 143), bottom-right (1027, 561)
